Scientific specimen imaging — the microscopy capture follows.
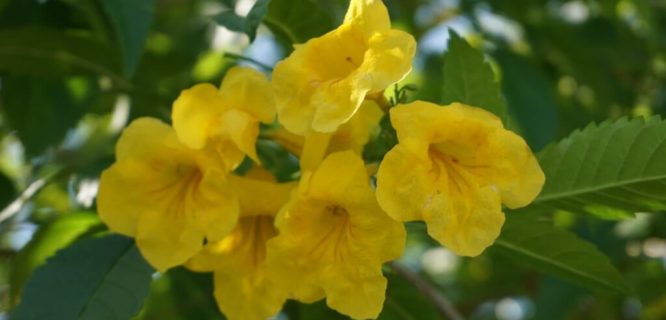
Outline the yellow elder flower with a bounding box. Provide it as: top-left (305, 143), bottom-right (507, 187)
top-left (172, 66), bottom-right (275, 170)
top-left (267, 151), bottom-right (405, 319)
top-left (187, 175), bottom-right (295, 320)
top-left (97, 118), bottom-right (239, 271)
top-left (272, 0), bottom-right (416, 135)
top-left (269, 100), bottom-right (384, 156)
top-left (376, 102), bottom-right (545, 256)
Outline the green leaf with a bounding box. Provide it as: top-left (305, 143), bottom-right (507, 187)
top-left (264, 0), bottom-right (336, 51)
top-left (441, 30), bottom-right (507, 123)
top-left (99, 0), bottom-right (155, 77)
top-left (493, 215), bottom-right (630, 294)
top-left (495, 50), bottom-right (559, 150)
top-left (213, 0), bottom-right (270, 42)
top-left (525, 116), bottom-right (666, 219)
top-left (0, 172), bottom-right (16, 208)
top-left (9, 212), bottom-right (101, 305)
top-left (12, 235), bottom-right (154, 320)
top-left (256, 139), bottom-right (300, 182)
top-left (1, 77), bottom-right (92, 156)
top-left (0, 27), bottom-right (123, 83)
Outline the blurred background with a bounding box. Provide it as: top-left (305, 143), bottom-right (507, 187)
top-left (1, 0), bottom-right (665, 319)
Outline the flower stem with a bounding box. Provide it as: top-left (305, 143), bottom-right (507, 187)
top-left (389, 261), bottom-right (465, 320)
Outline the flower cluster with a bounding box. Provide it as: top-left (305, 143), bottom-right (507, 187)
top-left (97, 0), bottom-right (544, 319)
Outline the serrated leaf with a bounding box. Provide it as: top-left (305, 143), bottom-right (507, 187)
top-left (12, 235), bottom-right (154, 320)
top-left (441, 30), bottom-right (507, 123)
top-left (9, 212), bottom-right (101, 306)
top-left (524, 116), bottom-right (666, 219)
top-left (213, 0), bottom-right (270, 42)
top-left (99, 0), bottom-right (155, 77)
top-left (493, 215), bottom-right (630, 294)
top-left (264, 0), bottom-right (335, 51)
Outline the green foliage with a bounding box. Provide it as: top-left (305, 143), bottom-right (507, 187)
top-left (213, 0), bottom-right (270, 42)
top-left (12, 235), bottom-right (154, 320)
top-left (495, 50), bottom-right (559, 150)
top-left (441, 30), bottom-right (507, 123)
top-left (0, 27), bottom-right (120, 81)
top-left (9, 212), bottom-right (101, 305)
top-left (494, 215), bottom-right (630, 294)
top-left (264, 0), bottom-right (336, 50)
top-left (525, 116), bottom-right (666, 219)
top-left (1, 77), bottom-right (93, 156)
top-left (99, 0), bottom-right (155, 77)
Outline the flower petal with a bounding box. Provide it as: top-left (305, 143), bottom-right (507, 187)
top-left (172, 83), bottom-right (225, 150)
top-left (213, 271), bottom-right (286, 320)
top-left (357, 29), bottom-right (416, 93)
top-left (136, 209), bottom-right (204, 272)
top-left (422, 184), bottom-right (505, 257)
top-left (376, 142), bottom-right (435, 222)
top-left (219, 66), bottom-right (275, 123)
top-left (343, 0), bottom-right (391, 37)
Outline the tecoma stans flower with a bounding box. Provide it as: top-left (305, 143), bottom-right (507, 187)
top-left (272, 0), bottom-right (416, 135)
top-left (376, 102), bottom-right (544, 257)
top-left (268, 100), bottom-right (384, 156)
top-left (187, 174), bottom-right (295, 320)
top-left (172, 66), bottom-right (275, 171)
top-left (98, 118), bottom-right (239, 271)
top-left (267, 151), bottom-right (405, 319)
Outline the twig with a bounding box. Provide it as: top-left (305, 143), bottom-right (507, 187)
top-left (389, 261), bottom-right (465, 320)
top-left (0, 169), bottom-right (61, 225)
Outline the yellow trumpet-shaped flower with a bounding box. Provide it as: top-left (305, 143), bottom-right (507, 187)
top-left (267, 151), bottom-right (405, 319)
top-left (187, 174), bottom-right (295, 320)
top-left (98, 118), bottom-right (239, 271)
top-left (173, 66), bottom-right (275, 170)
top-left (269, 100), bottom-right (384, 156)
top-left (272, 0), bottom-right (416, 135)
top-left (376, 102), bottom-right (544, 256)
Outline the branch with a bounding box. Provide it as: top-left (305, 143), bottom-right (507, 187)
top-left (0, 169), bottom-right (61, 225)
top-left (389, 261), bottom-right (465, 320)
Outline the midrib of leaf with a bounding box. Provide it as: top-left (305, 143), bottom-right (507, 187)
top-left (534, 174), bottom-right (666, 203)
top-left (494, 238), bottom-right (622, 292)
top-left (76, 241), bottom-right (134, 319)
top-left (453, 49), bottom-right (472, 104)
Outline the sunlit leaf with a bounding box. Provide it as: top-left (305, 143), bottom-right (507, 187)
top-left (441, 30), bottom-right (507, 123)
top-left (524, 116), bottom-right (666, 219)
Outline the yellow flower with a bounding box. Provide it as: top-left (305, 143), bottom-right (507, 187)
top-left (187, 174), bottom-right (295, 320)
top-left (269, 100), bottom-right (384, 156)
top-left (267, 151), bottom-right (405, 319)
top-left (272, 0), bottom-right (416, 135)
top-left (97, 118), bottom-right (240, 271)
top-left (172, 66), bottom-right (275, 170)
top-left (376, 102), bottom-right (544, 256)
